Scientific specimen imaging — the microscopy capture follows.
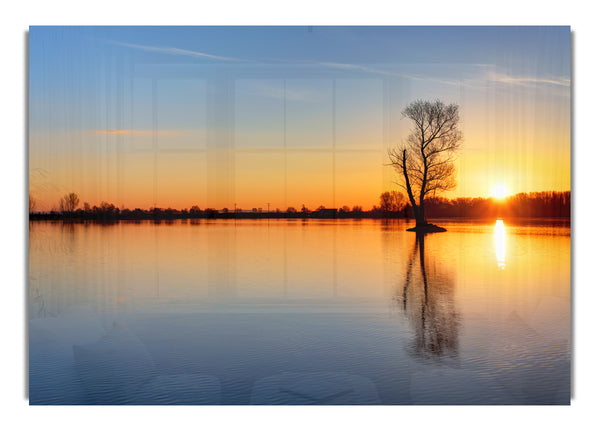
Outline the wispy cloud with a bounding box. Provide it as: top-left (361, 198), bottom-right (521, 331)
top-left (107, 41), bottom-right (481, 89)
top-left (314, 61), bottom-right (481, 88)
top-left (111, 41), bottom-right (243, 62)
top-left (317, 61), bottom-right (408, 78)
top-left (242, 61), bottom-right (483, 102)
top-left (94, 129), bottom-right (176, 135)
top-left (282, 60), bottom-right (569, 92)
top-left (109, 41), bottom-right (569, 92)
top-left (487, 71), bottom-right (570, 88)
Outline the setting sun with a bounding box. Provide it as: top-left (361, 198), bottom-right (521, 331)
top-left (492, 183), bottom-right (509, 199)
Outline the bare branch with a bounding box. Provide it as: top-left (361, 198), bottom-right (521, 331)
top-left (389, 100), bottom-right (462, 224)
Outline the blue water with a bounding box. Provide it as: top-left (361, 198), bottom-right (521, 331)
top-left (28, 219), bottom-right (571, 404)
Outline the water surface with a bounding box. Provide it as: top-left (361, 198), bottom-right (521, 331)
top-left (28, 218), bottom-right (571, 404)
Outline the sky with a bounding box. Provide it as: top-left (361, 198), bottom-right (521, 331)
top-left (28, 26), bottom-right (571, 211)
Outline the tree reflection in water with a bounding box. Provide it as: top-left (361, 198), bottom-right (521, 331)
top-left (395, 234), bottom-right (461, 362)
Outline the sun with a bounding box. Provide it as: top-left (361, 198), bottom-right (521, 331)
top-left (492, 183), bottom-right (509, 199)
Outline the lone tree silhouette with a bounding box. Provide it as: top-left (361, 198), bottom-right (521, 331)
top-left (59, 192), bottom-right (80, 214)
top-left (388, 100), bottom-right (462, 230)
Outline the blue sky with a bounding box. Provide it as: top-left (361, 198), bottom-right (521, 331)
top-left (29, 26), bottom-right (570, 65)
top-left (29, 26), bottom-right (570, 108)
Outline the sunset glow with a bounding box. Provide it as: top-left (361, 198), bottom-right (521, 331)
top-left (492, 184), bottom-right (509, 199)
top-left (28, 27), bottom-right (571, 211)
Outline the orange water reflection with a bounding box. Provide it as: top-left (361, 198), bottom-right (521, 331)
top-left (28, 218), bottom-right (570, 324)
top-left (495, 219), bottom-right (506, 269)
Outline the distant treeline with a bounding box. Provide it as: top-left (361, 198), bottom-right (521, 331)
top-left (29, 191), bottom-right (570, 221)
top-left (419, 191), bottom-right (571, 218)
top-left (30, 204), bottom-right (369, 221)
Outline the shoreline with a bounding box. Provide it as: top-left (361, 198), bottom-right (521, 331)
top-left (28, 214), bottom-right (572, 223)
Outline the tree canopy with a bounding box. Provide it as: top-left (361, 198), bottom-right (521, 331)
top-left (388, 100), bottom-right (462, 226)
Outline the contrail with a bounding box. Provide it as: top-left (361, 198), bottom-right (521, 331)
top-left (110, 40), bottom-right (243, 62)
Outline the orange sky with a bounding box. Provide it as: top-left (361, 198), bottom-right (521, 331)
top-left (28, 86), bottom-right (570, 211)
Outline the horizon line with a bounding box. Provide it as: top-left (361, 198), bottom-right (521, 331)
top-left (29, 189), bottom-right (571, 213)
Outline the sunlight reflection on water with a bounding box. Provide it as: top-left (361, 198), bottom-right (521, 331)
top-left (495, 219), bottom-right (506, 270)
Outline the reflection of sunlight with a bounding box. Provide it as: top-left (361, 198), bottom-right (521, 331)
top-left (494, 219), bottom-right (506, 269)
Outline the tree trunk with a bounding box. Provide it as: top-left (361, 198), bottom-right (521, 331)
top-left (401, 149), bottom-right (424, 225)
top-left (412, 204), bottom-right (421, 224)
top-left (417, 203), bottom-right (427, 226)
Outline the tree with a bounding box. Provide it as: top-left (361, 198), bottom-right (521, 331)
top-left (379, 191), bottom-right (405, 213)
top-left (100, 201), bottom-right (117, 214)
top-left (388, 100), bottom-right (462, 227)
top-left (29, 194), bottom-right (36, 213)
top-left (59, 192), bottom-right (80, 214)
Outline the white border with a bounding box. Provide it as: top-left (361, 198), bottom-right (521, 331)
top-left (3, 2), bottom-right (599, 430)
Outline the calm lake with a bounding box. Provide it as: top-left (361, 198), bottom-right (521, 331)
top-left (28, 218), bottom-right (571, 405)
